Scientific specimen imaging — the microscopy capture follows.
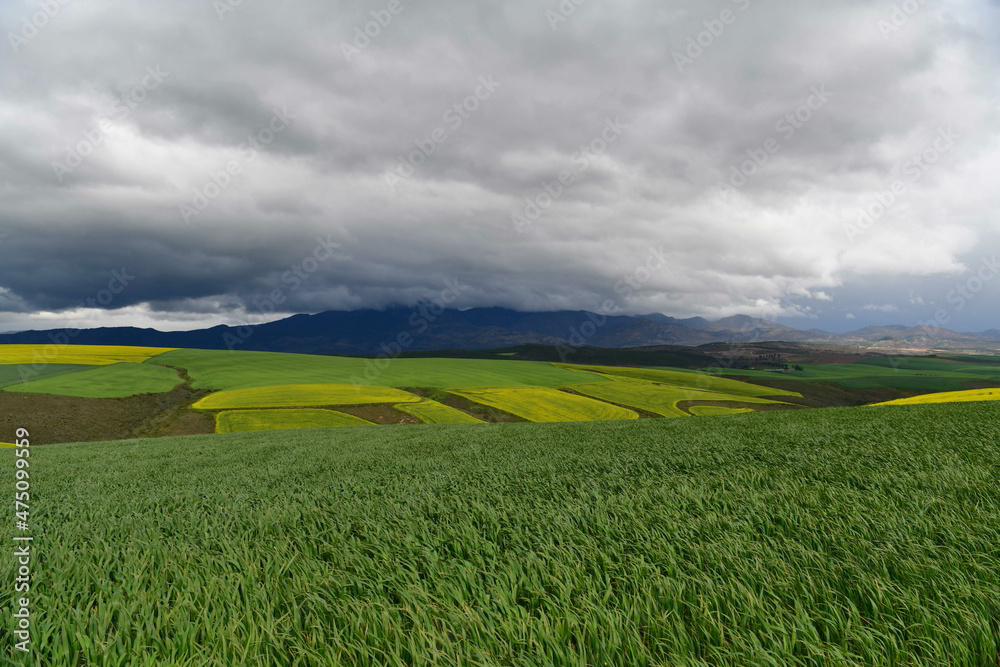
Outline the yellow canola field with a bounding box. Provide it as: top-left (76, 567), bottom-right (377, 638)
top-left (395, 400), bottom-right (484, 424)
top-left (449, 386), bottom-right (639, 422)
top-left (569, 376), bottom-right (790, 418)
top-left (873, 388), bottom-right (1000, 406)
top-left (216, 409), bottom-right (373, 433)
top-left (0, 344), bottom-right (175, 366)
top-left (194, 384), bottom-right (421, 409)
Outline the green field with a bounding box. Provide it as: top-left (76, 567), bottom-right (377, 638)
top-left (3, 402), bottom-right (996, 665)
top-left (395, 399), bottom-right (485, 424)
top-left (450, 386), bottom-right (640, 422)
top-left (570, 376), bottom-right (792, 417)
top-left (149, 349), bottom-right (600, 391)
top-left (560, 363), bottom-right (800, 397)
top-left (707, 356), bottom-right (1000, 392)
top-left (3, 362), bottom-right (182, 398)
top-left (216, 409), bottom-right (374, 433)
top-left (0, 364), bottom-right (97, 388)
top-left (194, 384), bottom-right (422, 410)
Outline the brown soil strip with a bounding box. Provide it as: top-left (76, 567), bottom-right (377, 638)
top-left (335, 404), bottom-right (422, 425)
top-left (557, 387), bottom-right (662, 419)
top-left (0, 365), bottom-right (214, 445)
top-left (397, 387), bottom-right (436, 398)
top-left (432, 392), bottom-right (527, 422)
top-left (675, 399), bottom-right (803, 416)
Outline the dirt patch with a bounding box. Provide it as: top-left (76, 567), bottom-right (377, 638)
top-left (148, 409), bottom-right (217, 437)
top-left (433, 392), bottom-right (527, 422)
top-left (676, 399), bottom-right (802, 416)
top-left (0, 365), bottom-right (214, 445)
top-left (336, 404), bottom-right (422, 425)
top-left (0, 388), bottom-right (212, 445)
top-left (398, 387), bottom-right (436, 398)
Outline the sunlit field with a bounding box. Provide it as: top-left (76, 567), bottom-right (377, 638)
top-left (3, 402), bottom-right (996, 665)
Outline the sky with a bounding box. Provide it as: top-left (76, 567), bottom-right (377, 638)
top-left (1, 0), bottom-right (998, 334)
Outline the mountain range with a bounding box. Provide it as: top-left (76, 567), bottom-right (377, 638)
top-left (2, 307), bottom-right (999, 356)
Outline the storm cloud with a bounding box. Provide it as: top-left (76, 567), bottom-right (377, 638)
top-left (1, 0), bottom-right (998, 333)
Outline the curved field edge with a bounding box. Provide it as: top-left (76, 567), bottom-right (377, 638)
top-left (0, 344), bottom-right (176, 365)
top-left (192, 384), bottom-right (422, 409)
top-left (569, 377), bottom-right (793, 418)
top-left (3, 403), bottom-right (997, 665)
top-left (3, 362), bottom-right (182, 398)
top-left (216, 409), bottom-right (374, 433)
top-left (873, 387), bottom-right (1000, 406)
top-left (688, 405), bottom-right (755, 416)
top-left (448, 386), bottom-right (640, 422)
top-left (556, 363), bottom-right (801, 398)
top-left (0, 364), bottom-right (101, 388)
top-left (394, 399), bottom-right (485, 424)
top-left (147, 348), bottom-right (602, 391)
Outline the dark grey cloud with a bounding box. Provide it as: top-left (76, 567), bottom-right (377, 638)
top-left (1, 0), bottom-right (998, 333)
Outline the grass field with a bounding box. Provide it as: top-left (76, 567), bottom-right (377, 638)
top-left (395, 399), bottom-right (485, 424)
top-left (450, 386), bottom-right (640, 422)
top-left (570, 376), bottom-right (792, 417)
top-left (2, 402), bottom-right (996, 665)
top-left (560, 363), bottom-right (800, 398)
top-left (194, 384), bottom-right (422, 410)
top-left (0, 344), bottom-right (174, 365)
top-left (873, 387), bottom-right (1000, 406)
top-left (3, 362), bottom-right (182, 398)
top-left (707, 356), bottom-right (1000, 392)
top-left (0, 364), bottom-right (97, 388)
top-left (149, 349), bottom-right (600, 391)
top-left (216, 409), bottom-right (374, 433)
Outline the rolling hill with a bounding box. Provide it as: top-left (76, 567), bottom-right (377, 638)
top-left (1, 307), bottom-right (998, 356)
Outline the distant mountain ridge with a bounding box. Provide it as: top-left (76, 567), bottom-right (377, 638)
top-left (1, 307), bottom-right (998, 356)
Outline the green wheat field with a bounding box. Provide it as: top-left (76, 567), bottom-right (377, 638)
top-left (1, 401), bottom-right (997, 665)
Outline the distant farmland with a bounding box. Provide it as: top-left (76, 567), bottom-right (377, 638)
top-left (0, 344), bottom-right (820, 441)
top-left (2, 344), bottom-right (1000, 443)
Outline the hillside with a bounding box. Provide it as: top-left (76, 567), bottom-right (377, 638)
top-left (2, 307), bottom-right (999, 356)
top-left (3, 403), bottom-right (997, 665)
